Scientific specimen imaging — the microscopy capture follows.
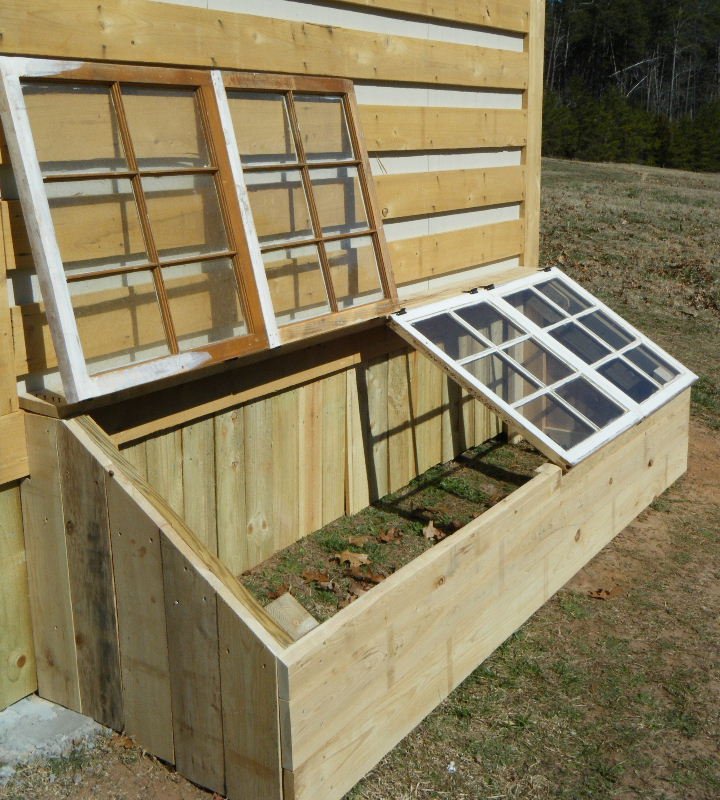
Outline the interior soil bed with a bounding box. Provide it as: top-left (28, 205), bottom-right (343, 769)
top-left (239, 436), bottom-right (546, 622)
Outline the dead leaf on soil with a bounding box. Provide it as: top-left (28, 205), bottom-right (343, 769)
top-left (423, 520), bottom-right (446, 541)
top-left (334, 550), bottom-right (371, 569)
top-left (588, 586), bottom-right (621, 600)
top-left (113, 734), bottom-right (135, 750)
top-left (302, 569), bottom-right (331, 584)
top-left (378, 527), bottom-right (402, 543)
top-left (268, 584), bottom-right (289, 600)
top-left (345, 566), bottom-right (386, 585)
top-left (348, 535), bottom-right (371, 546)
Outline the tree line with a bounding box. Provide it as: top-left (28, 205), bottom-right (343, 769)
top-left (543, 0), bottom-right (720, 170)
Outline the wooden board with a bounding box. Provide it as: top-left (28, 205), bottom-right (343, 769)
top-left (0, 0), bottom-right (528, 90)
top-left (0, 411), bottom-right (28, 484)
top-left (359, 107), bottom-right (527, 152)
top-left (279, 390), bottom-right (691, 800)
top-left (0, 482), bottom-right (36, 711)
top-left (182, 417), bottom-right (217, 555)
top-left (214, 407), bottom-right (248, 577)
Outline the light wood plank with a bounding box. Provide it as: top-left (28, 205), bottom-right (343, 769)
top-left (107, 478), bottom-right (174, 763)
top-left (390, 219), bottom-right (524, 285)
top-left (0, 0), bottom-right (528, 90)
top-left (120, 439), bottom-right (148, 480)
top-left (57, 424), bottom-right (123, 730)
top-left (0, 483), bottom-right (36, 711)
top-left (265, 593), bottom-right (319, 642)
top-left (328, 0), bottom-right (530, 32)
top-left (146, 428), bottom-right (184, 517)
top-left (219, 598), bottom-right (284, 800)
top-left (0, 411), bottom-right (28, 484)
top-left (376, 166), bottom-right (525, 221)
top-left (162, 535), bottom-right (224, 794)
top-left (359, 107), bottom-right (527, 152)
top-left (273, 388), bottom-right (301, 550)
top-left (182, 417), bottom-right (217, 555)
top-left (365, 357), bottom-right (389, 500)
top-left (345, 367), bottom-right (371, 514)
top-left (522, 0), bottom-right (545, 268)
top-left (387, 350), bottom-right (416, 494)
top-left (412, 352), bottom-right (443, 474)
top-left (298, 382), bottom-right (323, 535)
top-left (321, 371), bottom-right (347, 526)
top-left (215, 407), bottom-right (248, 577)
top-left (0, 216), bottom-right (18, 415)
top-left (20, 415), bottom-right (80, 710)
top-left (244, 398), bottom-right (275, 569)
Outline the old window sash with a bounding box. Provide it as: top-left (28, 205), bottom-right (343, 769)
top-left (390, 268), bottom-right (696, 466)
top-left (0, 57), bottom-right (273, 402)
top-left (220, 71), bottom-right (397, 345)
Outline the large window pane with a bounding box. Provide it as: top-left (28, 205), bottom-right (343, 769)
top-left (23, 83), bottom-right (127, 175)
top-left (597, 358), bottom-right (658, 402)
top-left (310, 166), bottom-right (369, 235)
top-left (46, 178), bottom-right (147, 275)
top-left (245, 170), bottom-right (313, 246)
top-left (555, 377), bottom-right (625, 428)
top-left (326, 236), bottom-right (383, 308)
top-left (626, 344), bottom-right (679, 385)
top-left (163, 259), bottom-right (246, 349)
top-left (123, 86), bottom-right (210, 169)
top-left (465, 353), bottom-right (539, 404)
top-left (504, 289), bottom-right (565, 327)
top-left (69, 271), bottom-right (169, 374)
top-left (536, 279), bottom-right (591, 315)
top-left (413, 315), bottom-right (486, 360)
top-left (294, 95), bottom-right (353, 162)
top-left (504, 340), bottom-right (573, 385)
top-left (262, 245), bottom-right (331, 322)
top-left (456, 303), bottom-right (525, 344)
top-left (228, 91), bottom-right (297, 167)
top-left (143, 174), bottom-right (228, 259)
top-left (579, 310), bottom-right (634, 350)
top-left (517, 394), bottom-right (595, 449)
top-left (549, 321), bottom-right (611, 364)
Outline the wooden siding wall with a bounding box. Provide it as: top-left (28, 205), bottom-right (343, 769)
top-left (121, 345), bottom-right (501, 575)
top-left (0, 0), bottom-right (544, 394)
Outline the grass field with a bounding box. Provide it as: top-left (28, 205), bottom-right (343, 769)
top-left (2, 158), bottom-right (718, 800)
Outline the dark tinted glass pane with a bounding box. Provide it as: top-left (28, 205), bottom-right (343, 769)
top-left (414, 315), bottom-right (486, 360)
top-left (536, 279), bottom-right (591, 315)
top-left (465, 353), bottom-right (539, 404)
top-left (580, 310), bottom-right (633, 350)
top-left (456, 303), bottom-right (524, 344)
top-left (597, 358), bottom-right (657, 402)
top-left (626, 344), bottom-right (679, 385)
top-left (504, 340), bottom-right (572, 386)
top-left (517, 394), bottom-right (594, 450)
top-left (504, 289), bottom-right (564, 327)
top-left (550, 322), bottom-right (611, 364)
top-left (555, 377), bottom-right (625, 428)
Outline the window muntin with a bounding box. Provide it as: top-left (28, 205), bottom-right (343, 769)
top-left (390, 268), bottom-right (696, 465)
top-left (223, 74), bottom-right (395, 329)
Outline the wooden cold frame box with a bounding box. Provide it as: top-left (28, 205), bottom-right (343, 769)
top-left (20, 386), bottom-right (691, 800)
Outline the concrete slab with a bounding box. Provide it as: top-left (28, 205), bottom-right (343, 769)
top-left (0, 695), bottom-right (108, 785)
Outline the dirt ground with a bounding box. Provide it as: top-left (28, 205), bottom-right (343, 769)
top-left (2, 158), bottom-right (718, 799)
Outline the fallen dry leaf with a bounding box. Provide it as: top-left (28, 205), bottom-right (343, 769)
top-left (113, 734), bottom-right (135, 750)
top-left (345, 566), bottom-right (386, 585)
top-left (334, 550), bottom-right (371, 569)
top-left (378, 527), bottom-right (402, 543)
top-left (302, 569), bottom-right (331, 584)
top-left (267, 585), bottom-right (289, 600)
top-left (348, 580), bottom-right (369, 598)
top-left (588, 587), bottom-right (619, 600)
top-left (348, 535), bottom-right (371, 546)
top-left (423, 520), bottom-right (442, 540)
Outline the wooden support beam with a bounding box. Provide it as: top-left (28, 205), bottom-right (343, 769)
top-left (0, 411), bottom-right (27, 484)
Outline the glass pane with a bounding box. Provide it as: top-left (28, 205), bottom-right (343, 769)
top-left (69, 271), bottom-right (169, 374)
top-left (536, 278), bottom-right (591, 315)
top-left (413, 315), bottom-right (486, 360)
top-left (23, 82), bottom-right (127, 175)
top-left (517, 394), bottom-right (594, 450)
top-left (504, 340), bottom-right (573, 386)
top-left (597, 358), bottom-right (658, 402)
top-left (122, 86), bottom-right (210, 168)
top-left (310, 167), bottom-right (369, 235)
top-left (228, 91), bottom-right (297, 166)
top-left (465, 353), bottom-right (539, 404)
top-left (456, 303), bottom-right (524, 344)
top-left (326, 236), bottom-right (383, 308)
top-left (262, 245), bottom-right (331, 323)
top-left (549, 321), bottom-right (611, 364)
top-left (143, 174), bottom-right (228, 259)
top-left (46, 179), bottom-right (147, 275)
top-left (294, 94), bottom-right (353, 162)
top-left (626, 344), bottom-right (679, 385)
top-left (245, 170), bottom-right (313, 246)
top-left (504, 289), bottom-right (565, 327)
top-left (163, 259), bottom-right (246, 349)
top-left (579, 310), bottom-right (634, 350)
top-left (555, 377), bottom-right (625, 428)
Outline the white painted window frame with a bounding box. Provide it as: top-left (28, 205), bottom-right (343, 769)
top-left (390, 267), bottom-right (697, 466)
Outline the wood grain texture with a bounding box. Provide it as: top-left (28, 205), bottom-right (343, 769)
top-left (298, 383), bottom-right (322, 536)
top-left (0, 483), bottom-right (36, 711)
top-left (107, 478), bottom-right (174, 763)
top-left (182, 418), bottom-right (217, 555)
top-left (57, 424), bottom-right (123, 730)
top-left (214, 408), bottom-right (247, 577)
top-left (20, 415), bottom-right (80, 711)
top-left (244, 398), bottom-right (275, 568)
top-left (0, 411), bottom-right (28, 484)
top-left (321, 372), bottom-right (346, 526)
top-left (359, 107), bottom-right (527, 152)
top-left (146, 428), bottom-right (184, 517)
top-left (0, 0), bottom-right (528, 89)
top-left (279, 391), bottom-right (691, 800)
top-left (376, 167), bottom-right (525, 220)
top-left (0, 218), bottom-right (18, 415)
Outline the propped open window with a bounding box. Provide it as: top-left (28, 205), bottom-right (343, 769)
top-left (0, 59), bottom-right (396, 402)
top-left (390, 268), bottom-right (696, 465)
